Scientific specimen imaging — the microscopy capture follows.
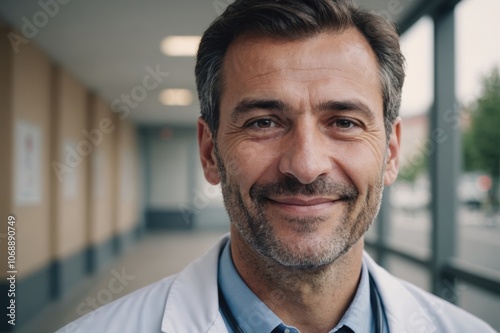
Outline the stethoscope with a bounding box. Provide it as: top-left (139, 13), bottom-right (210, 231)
top-left (218, 273), bottom-right (388, 333)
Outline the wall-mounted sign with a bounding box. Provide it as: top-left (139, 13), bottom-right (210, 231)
top-left (15, 121), bottom-right (42, 206)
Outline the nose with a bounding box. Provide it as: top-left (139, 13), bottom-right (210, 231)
top-left (278, 121), bottom-right (332, 184)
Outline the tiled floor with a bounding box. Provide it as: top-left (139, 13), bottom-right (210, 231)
top-left (17, 229), bottom-right (229, 333)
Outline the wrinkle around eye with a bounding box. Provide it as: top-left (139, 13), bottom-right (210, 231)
top-left (221, 119), bottom-right (284, 142)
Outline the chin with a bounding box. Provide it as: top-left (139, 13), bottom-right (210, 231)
top-left (262, 230), bottom-right (351, 269)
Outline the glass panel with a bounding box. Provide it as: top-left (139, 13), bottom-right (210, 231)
top-left (456, 0), bottom-right (500, 273)
top-left (457, 282), bottom-right (500, 331)
top-left (388, 17), bottom-right (433, 258)
top-left (385, 254), bottom-right (431, 291)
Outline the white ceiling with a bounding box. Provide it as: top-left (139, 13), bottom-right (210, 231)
top-left (0, 0), bottom-right (424, 126)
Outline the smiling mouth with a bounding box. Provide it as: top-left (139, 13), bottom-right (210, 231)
top-left (266, 196), bottom-right (341, 214)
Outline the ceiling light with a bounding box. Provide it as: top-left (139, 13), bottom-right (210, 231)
top-left (160, 36), bottom-right (201, 56)
top-left (159, 89), bottom-right (193, 106)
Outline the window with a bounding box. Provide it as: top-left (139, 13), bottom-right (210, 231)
top-left (455, 0), bottom-right (500, 328)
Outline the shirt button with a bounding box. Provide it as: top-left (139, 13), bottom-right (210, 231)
top-left (284, 329), bottom-right (291, 333)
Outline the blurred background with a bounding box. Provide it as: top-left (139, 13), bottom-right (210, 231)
top-left (0, 0), bottom-right (498, 332)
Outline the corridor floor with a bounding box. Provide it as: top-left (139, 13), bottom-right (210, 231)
top-left (17, 229), bottom-right (228, 333)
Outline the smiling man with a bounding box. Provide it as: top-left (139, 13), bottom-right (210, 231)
top-left (57, 0), bottom-right (496, 332)
top-left (200, 30), bottom-right (393, 332)
top-left (208, 30), bottom-right (389, 272)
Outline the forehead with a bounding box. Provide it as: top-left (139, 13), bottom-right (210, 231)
top-left (221, 28), bottom-right (382, 116)
top-left (222, 28), bottom-right (381, 94)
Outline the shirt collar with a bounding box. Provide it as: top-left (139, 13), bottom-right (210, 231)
top-left (333, 253), bottom-right (373, 333)
top-left (218, 240), bottom-right (373, 333)
top-left (218, 240), bottom-right (283, 332)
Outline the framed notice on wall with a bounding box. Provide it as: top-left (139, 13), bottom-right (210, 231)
top-left (15, 121), bottom-right (42, 206)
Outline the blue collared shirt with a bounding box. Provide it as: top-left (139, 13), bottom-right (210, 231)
top-left (218, 240), bottom-right (379, 333)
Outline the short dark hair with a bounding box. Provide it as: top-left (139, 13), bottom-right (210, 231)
top-left (195, 0), bottom-right (405, 138)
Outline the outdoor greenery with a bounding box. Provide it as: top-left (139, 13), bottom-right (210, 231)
top-left (398, 67), bottom-right (500, 210)
top-left (463, 67), bottom-right (500, 209)
top-left (398, 149), bottom-right (427, 183)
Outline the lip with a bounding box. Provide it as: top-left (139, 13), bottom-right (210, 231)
top-left (269, 197), bottom-right (337, 206)
top-left (267, 196), bottom-right (340, 214)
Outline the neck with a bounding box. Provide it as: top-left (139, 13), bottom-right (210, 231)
top-left (230, 228), bottom-right (364, 333)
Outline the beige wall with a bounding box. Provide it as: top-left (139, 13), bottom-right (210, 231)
top-left (51, 68), bottom-right (88, 260)
top-left (9, 37), bottom-right (53, 278)
top-left (115, 120), bottom-right (140, 234)
top-left (87, 95), bottom-right (117, 245)
top-left (0, 27), bottom-right (142, 279)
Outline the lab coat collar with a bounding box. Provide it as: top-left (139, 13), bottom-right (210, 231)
top-left (161, 233), bottom-right (230, 333)
top-left (363, 252), bottom-right (440, 333)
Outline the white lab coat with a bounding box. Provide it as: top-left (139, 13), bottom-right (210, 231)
top-left (57, 234), bottom-right (496, 333)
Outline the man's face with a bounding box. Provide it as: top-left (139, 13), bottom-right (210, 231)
top-left (198, 28), bottom-right (401, 269)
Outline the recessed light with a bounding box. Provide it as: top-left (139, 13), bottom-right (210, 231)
top-left (159, 89), bottom-right (193, 106)
top-left (160, 36), bottom-right (201, 56)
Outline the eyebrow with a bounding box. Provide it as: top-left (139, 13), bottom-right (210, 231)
top-left (230, 98), bottom-right (376, 122)
top-left (231, 98), bottom-right (290, 122)
top-left (315, 100), bottom-right (376, 121)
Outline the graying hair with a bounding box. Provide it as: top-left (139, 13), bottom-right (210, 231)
top-left (195, 0), bottom-right (405, 139)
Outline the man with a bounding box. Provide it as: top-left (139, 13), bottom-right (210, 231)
top-left (57, 0), bottom-right (496, 332)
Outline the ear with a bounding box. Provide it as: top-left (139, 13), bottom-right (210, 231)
top-left (384, 118), bottom-right (401, 186)
top-left (198, 117), bottom-right (221, 185)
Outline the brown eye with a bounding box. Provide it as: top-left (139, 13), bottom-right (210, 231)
top-left (249, 119), bottom-right (276, 128)
top-left (334, 119), bottom-right (354, 128)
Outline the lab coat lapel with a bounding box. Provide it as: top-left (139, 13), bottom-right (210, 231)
top-left (161, 234), bottom-right (230, 333)
top-left (363, 252), bottom-right (440, 333)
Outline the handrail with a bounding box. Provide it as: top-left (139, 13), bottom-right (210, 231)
top-left (365, 240), bottom-right (500, 297)
top-left (442, 258), bottom-right (500, 297)
top-left (365, 239), bottom-right (429, 267)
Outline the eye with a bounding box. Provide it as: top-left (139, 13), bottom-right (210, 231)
top-left (333, 119), bottom-right (356, 129)
top-left (247, 118), bottom-right (277, 129)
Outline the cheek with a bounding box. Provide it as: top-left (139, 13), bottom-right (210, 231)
top-left (223, 136), bottom-right (279, 179)
top-left (334, 141), bottom-right (385, 192)
top-left (222, 143), bottom-right (273, 190)
top-left (225, 147), bottom-right (254, 176)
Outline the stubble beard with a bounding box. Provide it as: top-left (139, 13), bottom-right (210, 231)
top-left (215, 145), bottom-right (386, 271)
